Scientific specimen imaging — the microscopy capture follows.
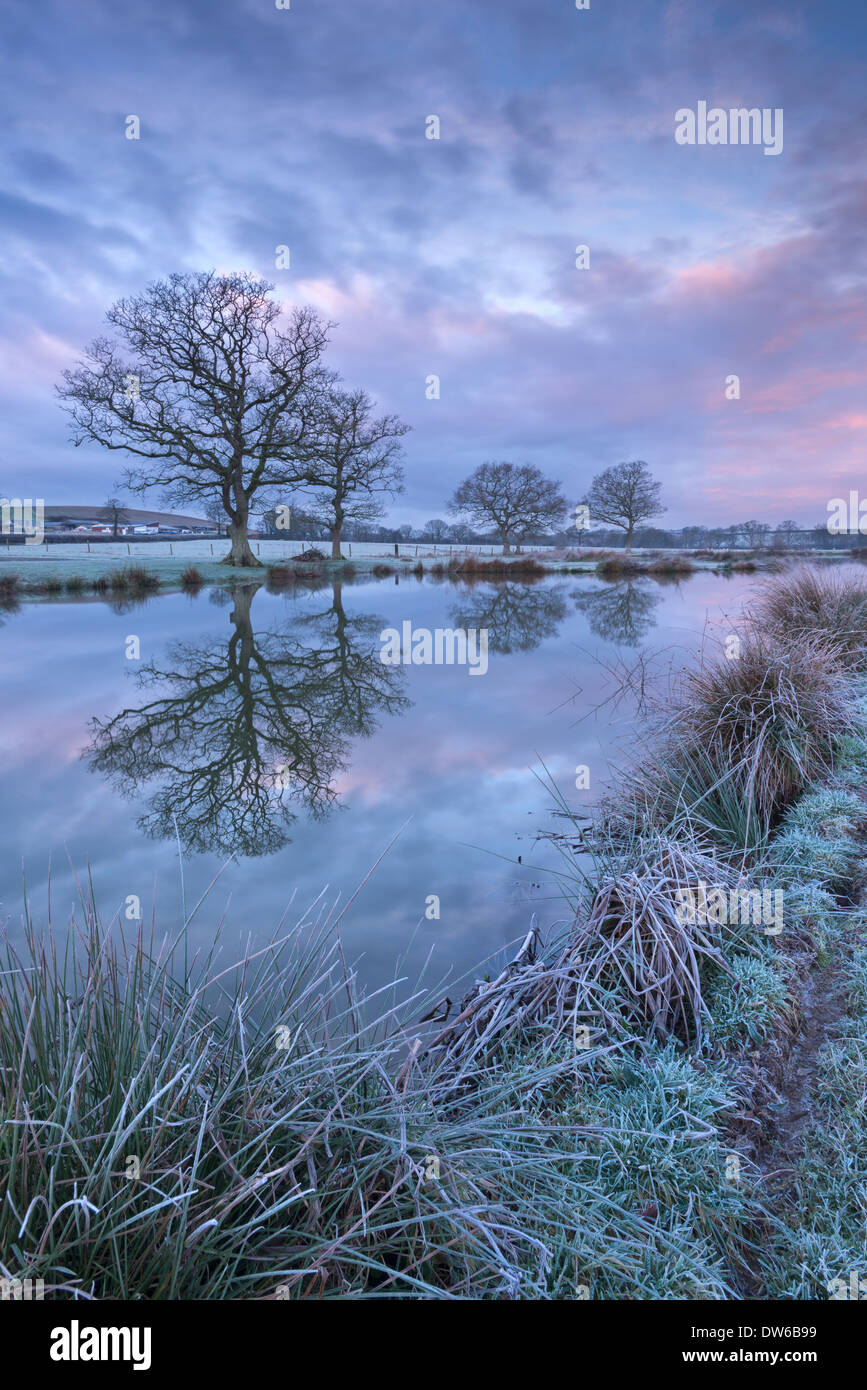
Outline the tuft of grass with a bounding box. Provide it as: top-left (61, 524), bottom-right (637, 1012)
top-left (629, 741), bottom-right (772, 851)
top-left (833, 731), bottom-right (867, 789)
top-left (754, 566), bottom-right (867, 671)
top-left (180, 564), bottom-right (204, 589)
top-left (768, 826), bottom-right (859, 892)
top-left (0, 880), bottom-right (770, 1302)
top-left (783, 787), bottom-right (864, 841)
top-left (572, 836), bottom-right (738, 1043)
top-left (646, 556), bottom-right (695, 578)
top-left (596, 555), bottom-right (644, 579)
top-left (779, 881), bottom-right (840, 951)
top-left (766, 786), bottom-right (863, 893)
top-left (707, 955), bottom-right (790, 1049)
top-left (265, 564), bottom-right (294, 591)
top-left (451, 556), bottom-right (546, 581)
top-left (64, 575), bottom-right (87, 594)
top-left (106, 566), bottom-right (160, 594)
top-left (0, 572), bottom-right (21, 601)
top-left (668, 631), bottom-right (855, 824)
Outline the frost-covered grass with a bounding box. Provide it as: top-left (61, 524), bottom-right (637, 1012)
top-left (754, 565), bottom-right (867, 672)
top-left (707, 955), bottom-right (791, 1049)
top-left (759, 947), bottom-right (867, 1300)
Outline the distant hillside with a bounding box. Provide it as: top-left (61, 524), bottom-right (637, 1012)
top-left (45, 505), bottom-right (211, 527)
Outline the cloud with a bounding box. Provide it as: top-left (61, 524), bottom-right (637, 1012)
top-left (1, 0), bottom-right (865, 525)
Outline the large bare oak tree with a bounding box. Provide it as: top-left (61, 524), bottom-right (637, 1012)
top-left (581, 460), bottom-right (665, 553)
top-left (448, 461), bottom-right (568, 554)
top-left (58, 271), bottom-right (334, 566)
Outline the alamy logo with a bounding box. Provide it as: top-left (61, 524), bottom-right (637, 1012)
top-left (0, 497), bottom-right (44, 545)
top-left (49, 1320), bottom-right (152, 1371)
top-left (827, 1272), bottom-right (867, 1300)
top-left (827, 492), bottom-right (867, 535)
top-left (675, 102), bottom-right (783, 156)
top-left (1, 1276), bottom-right (45, 1299)
top-left (675, 882), bottom-right (783, 935)
top-left (379, 622), bottom-right (488, 675)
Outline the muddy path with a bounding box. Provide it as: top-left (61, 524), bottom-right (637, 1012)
top-left (730, 902), bottom-right (866, 1297)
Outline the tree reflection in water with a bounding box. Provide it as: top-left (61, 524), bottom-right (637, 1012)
top-left (449, 577), bottom-right (568, 653)
top-left (85, 572), bottom-right (665, 860)
top-left (85, 580), bottom-right (408, 857)
top-left (571, 579), bottom-right (662, 646)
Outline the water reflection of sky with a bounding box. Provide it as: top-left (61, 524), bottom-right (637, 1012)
top-left (0, 571), bottom-right (754, 997)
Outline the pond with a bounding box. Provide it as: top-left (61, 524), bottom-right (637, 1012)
top-left (0, 569), bottom-right (754, 998)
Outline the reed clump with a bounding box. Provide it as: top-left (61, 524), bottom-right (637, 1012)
top-left (180, 564), bottom-right (204, 590)
top-left (450, 556), bottom-right (546, 580)
top-left (656, 630), bottom-right (854, 829)
top-left (595, 555), bottom-right (644, 579)
top-left (265, 564), bottom-right (295, 590)
top-left (101, 566), bottom-right (160, 594)
top-left (646, 556), bottom-right (695, 578)
top-left (753, 565), bottom-right (867, 672)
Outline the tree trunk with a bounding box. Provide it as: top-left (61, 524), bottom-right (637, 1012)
top-left (501, 533), bottom-right (511, 555)
top-left (625, 524), bottom-right (634, 554)
top-left (223, 492), bottom-right (261, 567)
top-left (330, 525), bottom-right (342, 560)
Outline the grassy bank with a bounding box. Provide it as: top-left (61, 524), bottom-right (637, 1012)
top-left (0, 544), bottom-right (812, 600)
top-left (2, 565), bottom-right (867, 1299)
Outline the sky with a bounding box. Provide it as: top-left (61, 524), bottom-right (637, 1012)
top-left (1, 0), bottom-right (866, 530)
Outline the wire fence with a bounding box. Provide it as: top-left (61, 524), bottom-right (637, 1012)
top-left (2, 538), bottom-right (560, 562)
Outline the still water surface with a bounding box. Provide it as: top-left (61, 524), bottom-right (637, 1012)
top-left (0, 571), bottom-right (753, 995)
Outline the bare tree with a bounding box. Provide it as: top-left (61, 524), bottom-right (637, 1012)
top-left (422, 518), bottom-right (452, 542)
top-left (303, 388), bottom-right (409, 559)
top-left (773, 519), bottom-right (799, 551)
top-left (448, 461), bottom-right (568, 554)
top-left (99, 496), bottom-right (128, 537)
top-left (581, 461), bottom-right (665, 553)
top-left (742, 519), bottom-right (771, 551)
top-left (203, 497), bottom-right (228, 536)
top-left (58, 271), bottom-right (334, 567)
